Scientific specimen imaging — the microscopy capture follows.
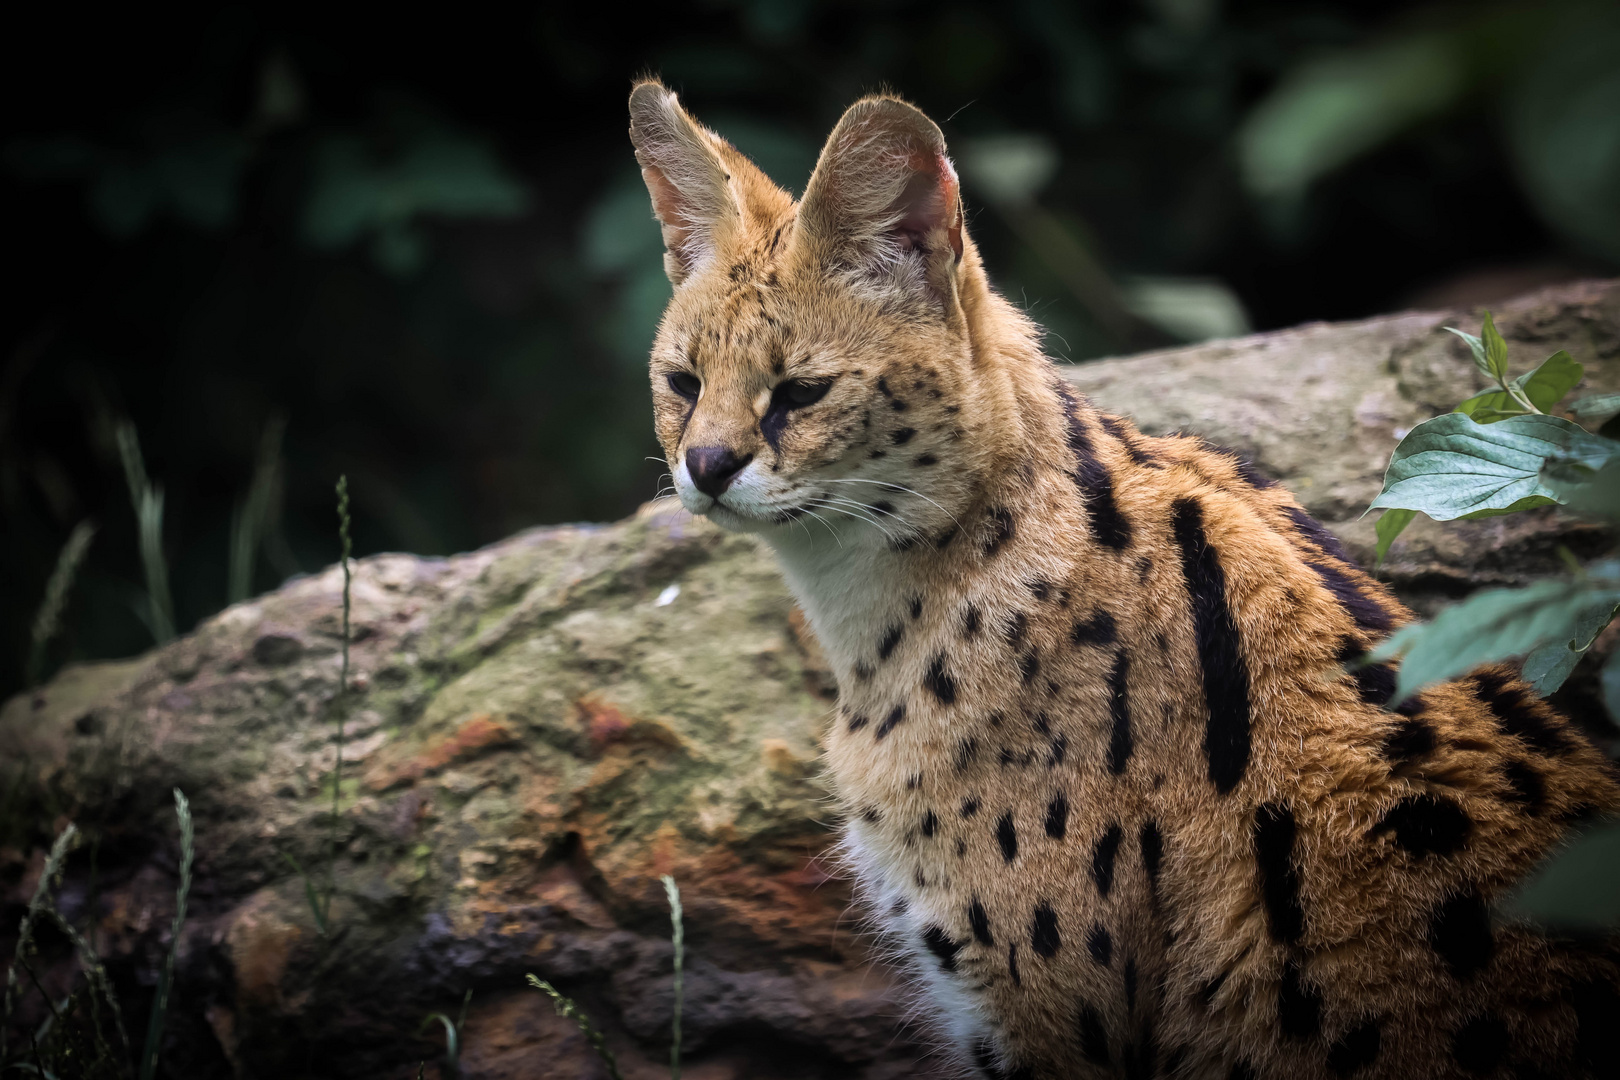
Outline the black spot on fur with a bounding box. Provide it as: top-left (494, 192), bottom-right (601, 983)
top-left (1383, 717), bottom-right (1437, 765)
top-left (875, 704), bottom-right (906, 739)
top-left (961, 796), bottom-right (980, 818)
top-left (1573, 978), bottom-right (1620, 1074)
top-left (1140, 821), bottom-right (1164, 888)
top-left (1092, 824), bottom-right (1123, 897)
top-left (1087, 923), bottom-right (1112, 966)
top-left (1124, 957), bottom-right (1138, 1014)
top-left (1121, 1032), bottom-right (1156, 1080)
top-left (925, 654), bottom-right (958, 705)
top-left (1450, 1015), bottom-right (1508, 1075)
top-left (1008, 942), bottom-right (1021, 986)
top-left (922, 926), bottom-right (964, 972)
top-left (915, 453), bottom-right (939, 466)
top-left (1030, 902), bottom-right (1061, 958)
top-left (892, 427), bottom-right (917, 445)
top-left (969, 897), bottom-right (994, 945)
top-left (1278, 960), bottom-right (1322, 1039)
top-left (872, 500), bottom-right (895, 516)
top-left (1062, 404), bottom-right (1134, 551)
top-left (854, 661), bottom-right (873, 681)
top-left (1327, 1020), bottom-right (1380, 1076)
top-left (861, 807), bottom-right (880, 823)
top-left (921, 809), bottom-right (938, 838)
top-left (1372, 794), bottom-right (1471, 857)
top-left (1020, 650), bottom-right (1041, 684)
top-left (1200, 969), bottom-right (1229, 1008)
top-left (934, 527), bottom-right (957, 548)
top-left (1047, 733), bottom-right (1068, 767)
top-left (1005, 611), bottom-right (1028, 647)
top-left (1071, 609), bottom-right (1117, 647)
top-left (1172, 499), bottom-right (1252, 794)
top-left (909, 595), bottom-right (923, 619)
top-left (962, 604), bottom-right (981, 637)
top-left (1077, 1005), bottom-right (1110, 1064)
top-left (1229, 454), bottom-right (1277, 489)
top-left (1028, 579), bottom-right (1051, 601)
top-left (1474, 669), bottom-right (1574, 755)
top-left (1099, 414), bottom-right (1158, 467)
top-left (878, 622), bottom-right (904, 661)
top-left (1031, 712), bottom-right (1051, 736)
top-left (847, 713), bottom-right (869, 733)
top-left (972, 1038), bottom-right (998, 1078)
top-left (1502, 759), bottom-right (1547, 813)
top-left (984, 508), bottom-right (1015, 556)
top-left (1336, 637), bottom-right (1398, 707)
top-left (1045, 794), bottom-right (1069, 839)
top-left (1253, 803), bottom-right (1305, 944)
top-left (997, 812), bottom-right (1018, 862)
top-left (954, 737), bottom-right (980, 771)
top-left (1107, 649), bottom-right (1133, 774)
top-left (1285, 505), bottom-right (1353, 562)
top-left (1308, 559), bottom-right (1395, 636)
top-left (1430, 891), bottom-right (1493, 979)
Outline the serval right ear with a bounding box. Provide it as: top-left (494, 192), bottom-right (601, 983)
top-left (627, 80), bottom-right (744, 286)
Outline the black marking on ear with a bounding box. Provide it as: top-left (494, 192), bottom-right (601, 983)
top-left (875, 704), bottom-right (907, 739)
top-left (1140, 821), bottom-right (1163, 888)
top-left (1327, 1020), bottom-right (1380, 1076)
top-left (1071, 610), bottom-right (1117, 646)
top-left (1092, 823), bottom-right (1123, 897)
top-left (879, 622), bottom-right (905, 660)
top-left (954, 737), bottom-right (980, 771)
top-left (921, 809), bottom-right (938, 837)
top-left (1429, 890), bottom-right (1493, 979)
top-left (1382, 717), bottom-right (1437, 765)
top-left (983, 508), bottom-right (1016, 556)
top-left (1309, 559), bottom-right (1395, 635)
top-left (961, 796), bottom-right (981, 818)
top-left (847, 713), bottom-right (869, 733)
top-left (1077, 1005), bottom-right (1110, 1064)
top-left (1285, 505), bottom-right (1353, 562)
top-left (1474, 669), bottom-right (1575, 755)
top-left (892, 427), bottom-right (917, 445)
top-left (1008, 942), bottom-right (1021, 986)
top-left (1450, 1015), bottom-right (1507, 1075)
top-left (1501, 758), bottom-right (1546, 813)
top-left (1020, 650), bottom-right (1041, 684)
top-left (1045, 793), bottom-right (1069, 839)
top-left (997, 812), bottom-right (1018, 862)
top-left (1107, 648), bottom-right (1133, 775)
top-left (1061, 401), bottom-right (1133, 551)
top-left (922, 926), bottom-right (964, 972)
top-left (1253, 803), bottom-right (1304, 944)
top-left (1278, 960), bottom-right (1322, 1038)
top-left (969, 897), bottom-right (994, 945)
top-left (1371, 794), bottom-right (1471, 857)
top-left (1030, 902), bottom-right (1061, 958)
top-left (1087, 923), bottom-right (1112, 966)
top-left (925, 654), bottom-right (958, 705)
top-left (1172, 498), bottom-right (1252, 794)
top-left (1573, 978), bottom-right (1620, 1075)
top-left (1005, 611), bottom-right (1028, 648)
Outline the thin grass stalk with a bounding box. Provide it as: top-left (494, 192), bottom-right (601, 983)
top-left (40, 906), bottom-right (131, 1067)
top-left (2, 823), bottom-right (78, 1062)
top-left (26, 521), bottom-right (95, 687)
top-left (661, 875), bottom-right (683, 1080)
top-left (227, 417), bottom-right (286, 605)
top-left (324, 475), bottom-right (352, 935)
top-left (114, 422), bottom-right (173, 644)
top-left (525, 976), bottom-right (623, 1080)
top-left (138, 789), bottom-right (192, 1080)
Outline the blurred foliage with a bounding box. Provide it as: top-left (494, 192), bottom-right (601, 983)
top-left (0, 1), bottom-right (1614, 700)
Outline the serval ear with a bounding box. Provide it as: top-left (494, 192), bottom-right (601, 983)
top-left (627, 80), bottom-right (744, 286)
top-left (797, 94), bottom-right (964, 306)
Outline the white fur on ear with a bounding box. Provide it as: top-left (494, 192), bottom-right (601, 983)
top-left (627, 81), bottom-right (739, 285)
top-left (797, 96), bottom-right (964, 305)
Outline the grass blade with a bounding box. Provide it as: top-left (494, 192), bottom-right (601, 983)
top-left (661, 875), bottom-right (683, 1080)
top-left (139, 789), bottom-right (193, 1080)
top-left (114, 421), bottom-right (174, 645)
top-left (2, 823), bottom-right (78, 1062)
top-left (26, 521), bottom-right (95, 687)
top-left (525, 975), bottom-right (622, 1080)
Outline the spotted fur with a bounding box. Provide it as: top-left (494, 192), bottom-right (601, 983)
top-left (629, 80), bottom-right (1620, 1080)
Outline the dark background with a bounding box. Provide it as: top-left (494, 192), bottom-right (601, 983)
top-left (4, 0), bottom-right (1618, 701)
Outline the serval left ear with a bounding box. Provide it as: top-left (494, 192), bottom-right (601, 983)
top-left (796, 94), bottom-right (964, 305)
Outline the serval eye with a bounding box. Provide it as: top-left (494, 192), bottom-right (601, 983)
top-left (667, 371), bottom-right (701, 401)
top-left (776, 378), bottom-right (832, 409)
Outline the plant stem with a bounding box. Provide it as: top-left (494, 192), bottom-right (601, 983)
top-left (325, 475), bottom-right (352, 935)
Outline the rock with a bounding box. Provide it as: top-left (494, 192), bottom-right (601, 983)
top-left (3, 279), bottom-right (1617, 1078)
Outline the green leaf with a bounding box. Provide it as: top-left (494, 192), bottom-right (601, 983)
top-left (1453, 391), bottom-right (1526, 423)
top-left (1511, 350), bottom-right (1583, 412)
top-left (1369, 577), bottom-right (1620, 704)
top-left (1369, 412), bottom-right (1620, 521)
top-left (1481, 310), bottom-right (1510, 384)
top-left (1456, 494), bottom-right (1559, 520)
top-left (1545, 456), bottom-right (1620, 523)
top-left (1503, 819), bottom-right (1620, 930)
top-left (1570, 392), bottom-right (1620, 429)
top-left (1374, 508), bottom-right (1417, 565)
top-left (1521, 599), bottom-right (1619, 696)
top-left (1444, 327), bottom-right (1489, 376)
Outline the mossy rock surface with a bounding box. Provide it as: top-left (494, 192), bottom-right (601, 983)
top-left (3, 279), bottom-right (1617, 1078)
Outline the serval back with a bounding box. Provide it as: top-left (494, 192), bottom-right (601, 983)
top-left (627, 79), bottom-right (1620, 1079)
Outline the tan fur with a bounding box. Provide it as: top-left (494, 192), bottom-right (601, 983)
top-left (629, 80), bottom-right (1620, 1079)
